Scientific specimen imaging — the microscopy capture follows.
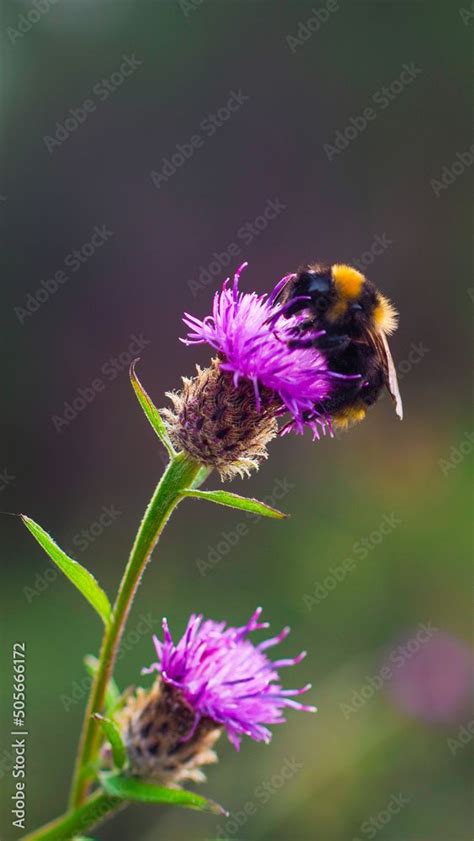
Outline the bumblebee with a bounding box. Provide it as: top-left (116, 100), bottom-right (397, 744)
top-left (275, 263), bottom-right (403, 429)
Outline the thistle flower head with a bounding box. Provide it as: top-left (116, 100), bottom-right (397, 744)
top-left (163, 264), bottom-right (341, 478)
top-left (142, 607), bottom-right (316, 751)
top-left (182, 262), bottom-right (333, 436)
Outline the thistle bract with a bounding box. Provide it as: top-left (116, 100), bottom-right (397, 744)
top-left (117, 680), bottom-right (221, 786)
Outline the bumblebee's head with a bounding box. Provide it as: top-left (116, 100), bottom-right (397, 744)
top-left (284, 264), bottom-right (334, 317)
top-left (288, 263), bottom-right (397, 336)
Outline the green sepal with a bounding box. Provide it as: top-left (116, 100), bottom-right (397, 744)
top-left (93, 715), bottom-right (127, 770)
top-left (189, 465), bottom-right (213, 489)
top-left (130, 360), bottom-right (175, 457)
top-left (21, 516), bottom-right (112, 626)
top-left (181, 489), bottom-right (287, 519)
top-left (99, 772), bottom-right (228, 816)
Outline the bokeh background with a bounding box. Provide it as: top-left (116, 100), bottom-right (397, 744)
top-left (1, 1), bottom-right (472, 839)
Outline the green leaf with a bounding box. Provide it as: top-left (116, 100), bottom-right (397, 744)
top-left (93, 715), bottom-right (127, 770)
top-left (84, 656), bottom-right (121, 714)
top-left (21, 516), bottom-right (112, 626)
top-left (181, 489), bottom-right (287, 519)
top-left (100, 773), bottom-right (228, 816)
top-left (130, 360), bottom-right (175, 457)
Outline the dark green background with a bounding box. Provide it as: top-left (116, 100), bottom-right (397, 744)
top-left (1, 1), bottom-right (472, 839)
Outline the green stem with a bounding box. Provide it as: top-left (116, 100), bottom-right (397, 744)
top-left (21, 791), bottom-right (123, 841)
top-left (69, 452), bottom-right (204, 807)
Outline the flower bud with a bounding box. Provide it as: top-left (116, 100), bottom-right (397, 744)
top-left (163, 359), bottom-right (278, 479)
top-left (117, 679), bottom-right (221, 786)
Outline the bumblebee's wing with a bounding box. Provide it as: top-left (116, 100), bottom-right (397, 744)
top-left (368, 330), bottom-right (403, 420)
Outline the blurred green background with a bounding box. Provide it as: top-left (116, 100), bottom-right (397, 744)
top-left (1, 1), bottom-right (472, 839)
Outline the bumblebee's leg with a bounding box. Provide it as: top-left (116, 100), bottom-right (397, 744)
top-left (359, 370), bottom-right (385, 407)
top-left (315, 334), bottom-right (351, 353)
top-left (288, 318), bottom-right (314, 334)
top-left (286, 318), bottom-right (315, 341)
top-left (288, 336), bottom-right (319, 349)
top-left (288, 333), bottom-right (351, 352)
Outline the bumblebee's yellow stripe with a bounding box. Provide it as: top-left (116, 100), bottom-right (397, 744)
top-left (331, 404), bottom-right (367, 429)
top-left (332, 264), bottom-right (365, 300)
top-left (373, 293), bottom-right (398, 334)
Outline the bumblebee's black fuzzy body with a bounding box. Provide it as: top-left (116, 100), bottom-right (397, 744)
top-left (277, 263), bottom-right (401, 428)
top-left (318, 340), bottom-right (385, 417)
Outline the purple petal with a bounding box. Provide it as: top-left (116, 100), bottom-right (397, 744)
top-left (143, 609), bottom-right (316, 750)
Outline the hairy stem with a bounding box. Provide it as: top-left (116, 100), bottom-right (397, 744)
top-left (69, 452), bottom-right (203, 807)
top-left (21, 790), bottom-right (123, 841)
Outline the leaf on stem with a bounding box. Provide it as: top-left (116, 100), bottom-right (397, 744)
top-left (100, 772), bottom-right (228, 816)
top-left (21, 516), bottom-right (112, 626)
top-left (181, 489), bottom-right (287, 519)
top-left (189, 465), bottom-right (213, 489)
top-left (93, 715), bottom-right (127, 770)
top-left (130, 360), bottom-right (175, 457)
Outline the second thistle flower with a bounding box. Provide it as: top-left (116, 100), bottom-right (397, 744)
top-left (116, 609), bottom-right (314, 786)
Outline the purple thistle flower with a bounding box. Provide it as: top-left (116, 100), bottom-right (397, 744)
top-left (181, 262), bottom-right (336, 437)
top-left (143, 607), bottom-right (316, 750)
